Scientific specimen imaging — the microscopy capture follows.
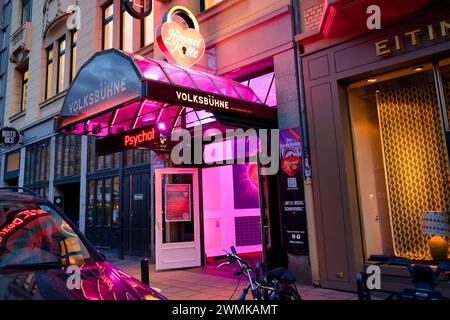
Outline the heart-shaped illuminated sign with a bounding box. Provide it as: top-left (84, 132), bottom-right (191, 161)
top-left (281, 150), bottom-right (301, 177)
top-left (156, 6), bottom-right (206, 69)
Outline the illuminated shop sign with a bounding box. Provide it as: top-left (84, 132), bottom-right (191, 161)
top-left (147, 81), bottom-right (276, 120)
top-left (376, 18), bottom-right (450, 56)
top-left (95, 125), bottom-right (159, 156)
top-left (0, 209), bottom-right (49, 245)
top-left (123, 0), bottom-right (153, 19)
top-left (176, 91), bottom-right (230, 110)
top-left (156, 6), bottom-right (205, 68)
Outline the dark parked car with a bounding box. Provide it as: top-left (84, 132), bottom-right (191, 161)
top-left (0, 187), bottom-right (166, 300)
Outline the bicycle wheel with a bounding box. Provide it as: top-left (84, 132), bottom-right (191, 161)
top-left (278, 286), bottom-right (301, 300)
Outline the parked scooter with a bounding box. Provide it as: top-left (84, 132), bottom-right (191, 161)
top-left (357, 255), bottom-right (450, 300)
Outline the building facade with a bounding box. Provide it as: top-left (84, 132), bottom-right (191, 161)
top-left (296, 0), bottom-right (450, 292)
top-left (0, 0), bottom-right (12, 130)
top-left (0, 0), bottom-right (13, 178)
top-left (1, 0), bottom-right (314, 285)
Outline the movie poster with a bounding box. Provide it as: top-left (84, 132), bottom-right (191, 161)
top-left (165, 184), bottom-right (191, 222)
top-left (279, 128), bottom-right (309, 256)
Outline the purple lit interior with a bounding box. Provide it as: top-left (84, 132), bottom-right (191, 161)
top-left (202, 165), bottom-right (262, 258)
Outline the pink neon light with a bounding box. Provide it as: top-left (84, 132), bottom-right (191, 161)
top-left (135, 55), bottom-right (263, 103)
top-left (63, 52), bottom-right (273, 137)
top-left (132, 100), bottom-right (147, 129)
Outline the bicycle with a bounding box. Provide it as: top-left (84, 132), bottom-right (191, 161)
top-left (357, 255), bottom-right (450, 300)
top-left (214, 246), bottom-right (301, 300)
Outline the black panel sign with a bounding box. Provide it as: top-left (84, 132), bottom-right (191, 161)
top-left (0, 127), bottom-right (20, 148)
top-left (279, 128), bottom-right (309, 256)
top-left (146, 81), bottom-right (277, 121)
top-left (96, 125), bottom-right (159, 156)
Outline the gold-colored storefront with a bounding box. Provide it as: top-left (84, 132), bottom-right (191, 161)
top-left (349, 58), bottom-right (450, 262)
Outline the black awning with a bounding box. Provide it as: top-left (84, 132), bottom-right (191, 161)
top-left (56, 49), bottom-right (277, 139)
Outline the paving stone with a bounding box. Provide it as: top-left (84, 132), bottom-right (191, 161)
top-left (109, 256), bottom-right (358, 300)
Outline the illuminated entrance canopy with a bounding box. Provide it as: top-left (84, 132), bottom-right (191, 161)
top-left (56, 49), bottom-right (276, 153)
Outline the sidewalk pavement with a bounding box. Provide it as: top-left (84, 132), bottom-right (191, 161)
top-left (106, 254), bottom-right (359, 300)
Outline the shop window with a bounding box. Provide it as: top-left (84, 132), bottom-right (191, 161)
top-left (201, 0), bottom-right (225, 11)
top-left (86, 177), bottom-right (120, 228)
top-left (20, 67), bottom-right (28, 112)
top-left (24, 139), bottom-right (51, 189)
top-left (240, 71), bottom-right (277, 107)
top-left (5, 151), bottom-right (19, 173)
top-left (70, 31), bottom-right (77, 83)
top-left (87, 180), bottom-right (95, 226)
top-left (45, 46), bottom-right (53, 99)
top-left (56, 37), bottom-right (66, 94)
top-left (32, 186), bottom-right (49, 198)
top-left (88, 137), bottom-right (119, 173)
top-left (4, 151), bottom-right (20, 183)
top-left (125, 149), bottom-right (151, 167)
top-left (102, 2), bottom-right (114, 50)
top-left (55, 134), bottom-right (81, 179)
top-left (21, 0), bottom-right (32, 25)
top-left (348, 64), bottom-right (450, 261)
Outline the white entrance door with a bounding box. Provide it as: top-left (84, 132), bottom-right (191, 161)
top-left (155, 168), bottom-right (201, 270)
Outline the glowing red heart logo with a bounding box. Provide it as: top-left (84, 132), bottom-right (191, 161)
top-left (247, 164), bottom-right (259, 188)
top-left (281, 155), bottom-right (301, 177)
top-left (157, 22), bottom-right (206, 69)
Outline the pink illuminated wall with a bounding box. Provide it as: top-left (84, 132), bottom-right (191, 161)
top-left (202, 165), bottom-right (262, 258)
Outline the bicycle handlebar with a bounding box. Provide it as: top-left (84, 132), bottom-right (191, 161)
top-left (368, 255), bottom-right (411, 267)
top-left (214, 255), bottom-right (229, 261)
top-left (368, 255), bottom-right (391, 262)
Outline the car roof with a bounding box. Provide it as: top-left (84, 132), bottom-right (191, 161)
top-left (0, 190), bottom-right (42, 202)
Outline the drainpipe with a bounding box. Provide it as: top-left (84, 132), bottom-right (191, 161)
top-left (291, 0), bottom-right (321, 287)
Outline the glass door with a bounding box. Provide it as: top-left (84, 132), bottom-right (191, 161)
top-left (155, 168), bottom-right (201, 270)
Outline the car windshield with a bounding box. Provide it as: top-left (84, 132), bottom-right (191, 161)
top-left (0, 193), bottom-right (95, 269)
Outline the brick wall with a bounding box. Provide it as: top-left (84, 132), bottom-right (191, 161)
top-left (302, 0), bottom-right (324, 32)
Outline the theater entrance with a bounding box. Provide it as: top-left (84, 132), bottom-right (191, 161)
top-left (55, 49), bottom-right (279, 270)
top-left (154, 163), bottom-right (264, 272)
top-left (155, 168), bottom-right (201, 270)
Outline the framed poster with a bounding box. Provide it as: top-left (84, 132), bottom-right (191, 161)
top-left (165, 184), bottom-right (191, 222)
